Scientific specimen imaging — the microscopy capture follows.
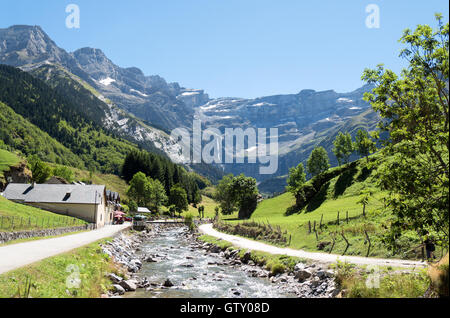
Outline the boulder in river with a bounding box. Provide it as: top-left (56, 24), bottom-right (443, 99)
top-left (295, 268), bottom-right (312, 282)
top-left (144, 256), bottom-right (157, 263)
top-left (163, 279), bottom-right (174, 287)
top-left (113, 284), bottom-right (126, 295)
top-left (120, 280), bottom-right (137, 292)
top-left (241, 251), bottom-right (252, 264)
top-left (108, 273), bottom-right (123, 284)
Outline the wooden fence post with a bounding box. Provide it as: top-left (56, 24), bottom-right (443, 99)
top-left (319, 214), bottom-right (323, 229)
top-left (341, 230), bottom-right (351, 256)
top-left (337, 211), bottom-right (340, 225)
top-left (346, 211), bottom-right (349, 224)
top-left (364, 228), bottom-right (371, 257)
top-left (329, 232), bottom-right (336, 254)
top-left (313, 220), bottom-right (316, 232)
top-left (308, 221), bottom-right (311, 234)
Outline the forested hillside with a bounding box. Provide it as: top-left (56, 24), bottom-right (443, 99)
top-left (0, 64), bottom-right (138, 174)
top-left (0, 64), bottom-right (206, 204)
top-left (0, 101), bottom-right (83, 168)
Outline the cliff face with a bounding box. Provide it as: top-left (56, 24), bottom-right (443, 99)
top-left (1, 162), bottom-right (32, 191)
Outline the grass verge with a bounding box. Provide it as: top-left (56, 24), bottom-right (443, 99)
top-left (0, 238), bottom-right (123, 298)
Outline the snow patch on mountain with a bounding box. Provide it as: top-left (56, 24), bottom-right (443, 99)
top-left (130, 88), bottom-right (148, 97)
top-left (99, 77), bottom-right (115, 86)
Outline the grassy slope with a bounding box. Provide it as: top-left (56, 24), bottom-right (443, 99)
top-left (226, 157), bottom-right (422, 260)
top-left (0, 239), bottom-right (122, 298)
top-left (0, 149), bottom-right (20, 179)
top-left (0, 196), bottom-right (87, 232)
top-left (0, 101), bottom-right (85, 169)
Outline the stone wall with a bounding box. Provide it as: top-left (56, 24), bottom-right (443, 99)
top-left (0, 224), bottom-right (96, 244)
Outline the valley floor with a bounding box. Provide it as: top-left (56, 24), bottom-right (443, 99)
top-left (199, 224), bottom-right (426, 269)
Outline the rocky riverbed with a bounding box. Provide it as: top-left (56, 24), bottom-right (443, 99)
top-left (101, 225), bottom-right (340, 298)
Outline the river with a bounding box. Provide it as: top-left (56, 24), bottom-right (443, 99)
top-left (125, 226), bottom-right (294, 298)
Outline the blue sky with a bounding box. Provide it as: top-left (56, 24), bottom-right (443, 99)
top-left (1, 0), bottom-right (448, 98)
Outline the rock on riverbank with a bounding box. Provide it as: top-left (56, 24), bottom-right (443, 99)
top-left (101, 224), bottom-right (183, 297)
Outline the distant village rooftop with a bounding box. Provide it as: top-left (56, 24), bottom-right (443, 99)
top-left (137, 207), bottom-right (151, 214)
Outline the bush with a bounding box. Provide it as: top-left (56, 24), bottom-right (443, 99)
top-left (270, 263), bottom-right (286, 276)
top-left (184, 213), bottom-right (195, 231)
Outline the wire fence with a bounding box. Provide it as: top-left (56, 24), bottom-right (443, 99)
top-left (0, 215), bottom-right (86, 232)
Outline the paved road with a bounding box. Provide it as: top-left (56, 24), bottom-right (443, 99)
top-left (199, 224), bottom-right (426, 268)
top-left (0, 223), bottom-right (131, 275)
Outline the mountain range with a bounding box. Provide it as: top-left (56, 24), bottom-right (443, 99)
top-left (0, 25), bottom-right (379, 193)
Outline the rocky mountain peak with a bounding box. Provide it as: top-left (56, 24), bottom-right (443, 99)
top-left (0, 25), bottom-right (64, 66)
top-left (71, 47), bottom-right (117, 80)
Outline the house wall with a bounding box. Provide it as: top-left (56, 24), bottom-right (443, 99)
top-left (28, 201), bottom-right (107, 227)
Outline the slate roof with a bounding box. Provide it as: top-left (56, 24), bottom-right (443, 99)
top-left (137, 207), bottom-right (151, 213)
top-left (3, 183), bottom-right (106, 205)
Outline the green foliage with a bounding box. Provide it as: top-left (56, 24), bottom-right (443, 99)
top-left (0, 65), bottom-right (137, 174)
top-left (28, 155), bottom-right (52, 183)
top-left (121, 150), bottom-right (201, 205)
top-left (52, 165), bottom-right (74, 183)
top-left (362, 15), bottom-right (449, 249)
top-left (128, 200), bottom-right (138, 213)
top-left (147, 178), bottom-right (168, 213)
top-left (307, 146), bottom-right (330, 177)
top-left (198, 205), bottom-right (205, 219)
top-left (126, 172), bottom-right (149, 207)
top-left (215, 174), bottom-right (237, 215)
top-left (184, 213), bottom-right (195, 231)
top-left (333, 132), bottom-right (354, 166)
top-left (215, 174), bottom-right (259, 219)
top-left (270, 263), bottom-right (286, 276)
top-left (230, 174), bottom-right (259, 219)
top-left (0, 102), bottom-right (83, 168)
top-left (286, 163), bottom-right (306, 206)
top-left (354, 129), bottom-right (377, 161)
top-left (0, 149), bottom-right (20, 178)
top-left (169, 185), bottom-right (189, 215)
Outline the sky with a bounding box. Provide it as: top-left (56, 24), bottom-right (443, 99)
top-left (1, 0), bottom-right (448, 99)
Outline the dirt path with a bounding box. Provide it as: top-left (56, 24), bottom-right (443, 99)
top-left (199, 224), bottom-right (426, 268)
top-left (0, 223), bottom-right (131, 274)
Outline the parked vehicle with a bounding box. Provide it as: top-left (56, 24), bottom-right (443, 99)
top-left (132, 215), bottom-right (147, 231)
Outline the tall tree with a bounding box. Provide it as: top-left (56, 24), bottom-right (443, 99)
top-left (333, 132), bottom-right (354, 166)
top-left (229, 174), bottom-right (259, 220)
top-left (354, 129), bottom-right (377, 161)
top-left (148, 178), bottom-right (168, 213)
top-left (126, 172), bottom-right (151, 207)
top-left (307, 146), bottom-right (330, 177)
top-left (215, 174), bottom-right (259, 219)
top-left (286, 163), bottom-right (307, 207)
top-left (362, 14), bottom-right (449, 248)
top-left (169, 185), bottom-right (189, 216)
top-left (215, 174), bottom-right (238, 215)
